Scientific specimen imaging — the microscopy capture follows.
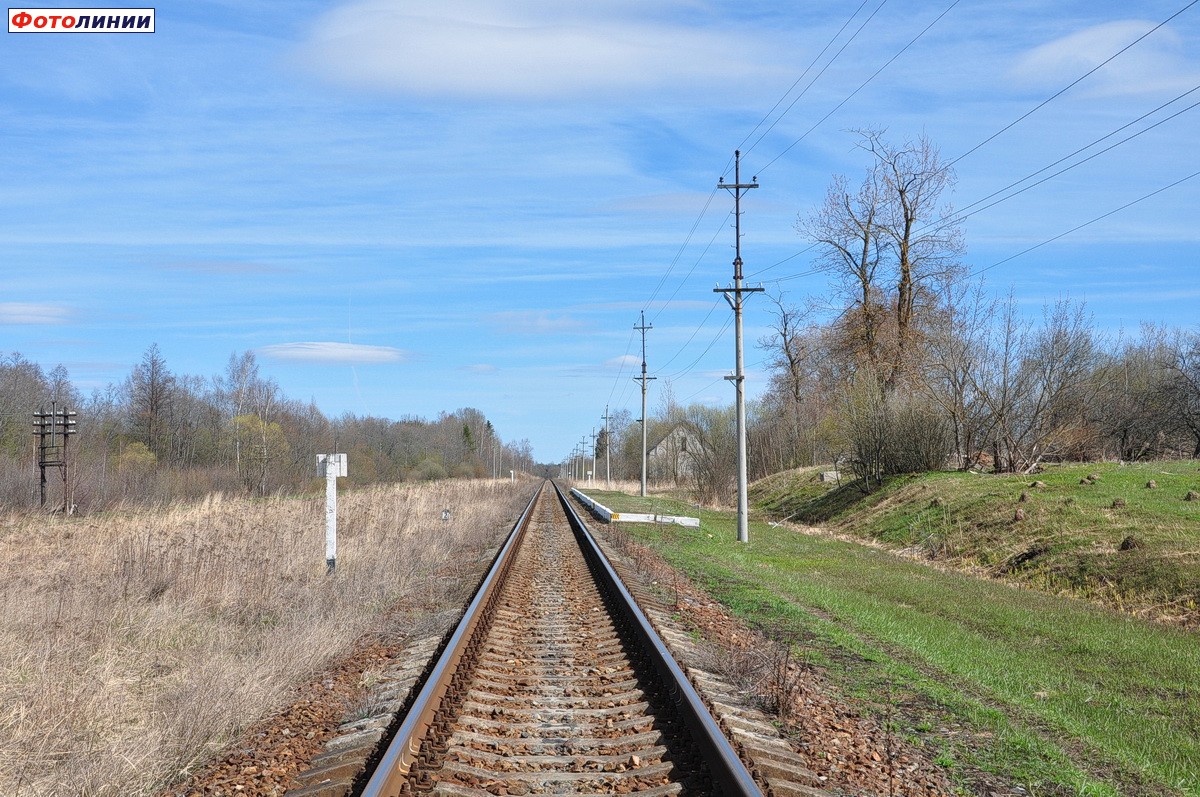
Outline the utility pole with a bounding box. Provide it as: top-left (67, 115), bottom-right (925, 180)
top-left (715, 150), bottom-right (762, 543)
top-left (634, 311), bottom-right (656, 498)
top-left (590, 427), bottom-right (597, 485)
top-left (600, 405), bottom-right (611, 487)
top-left (32, 402), bottom-right (76, 513)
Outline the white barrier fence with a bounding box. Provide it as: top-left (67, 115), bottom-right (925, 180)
top-left (570, 488), bottom-right (700, 528)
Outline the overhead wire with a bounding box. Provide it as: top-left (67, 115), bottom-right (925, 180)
top-left (604, 324), bottom-right (639, 411)
top-left (650, 207), bottom-right (734, 325)
top-left (735, 0), bottom-right (887, 163)
top-left (606, 0), bottom-right (1197, 426)
top-left (661, 315), bottom-right (735, 382)
top-left (641, 188), bottom-right (721, 315)
top-left (947, 0), bottom-right (1200, 167)
top-left (629, 0), bottom-right (910, 405)
top-left (970, 169), bottom-right (1200, 278)
top-left (941, 88), bottom-right (1200, 230)
top-left (753, 0), bottom-right (963, 176)
top-left (759, 78), bottom-right (1200, 289)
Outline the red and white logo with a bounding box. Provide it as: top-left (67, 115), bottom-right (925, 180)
top-left (8, 8), bottom-right (155, 32)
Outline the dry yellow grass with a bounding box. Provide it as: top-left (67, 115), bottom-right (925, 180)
top-left (0, 478), bottom-right (533, 796)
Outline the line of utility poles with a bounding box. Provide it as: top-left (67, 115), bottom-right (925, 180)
top-left (634, 311), bottom-right (655, 498)
top-left (569, 152), bottom-right (758, 547)
top-left (600, 405), bottom-right (611, 487)
top-left (715, 150), bottom-right (761, 544)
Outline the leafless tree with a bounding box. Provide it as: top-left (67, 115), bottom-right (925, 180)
top-left (918, 280), bottom-right (992, 468)
top-left (858, 129), bottom-right (965, 385)
top-left (974, 298), bottom-right (1100, 472)
top-left (680, 404), bottom-right (737, 505)
top-left (798, 172), bottom-right (888, 370)
top-left (1161, 329), bottom-right (1200, 456)
top-left (126, 344), bottom-right (176, 462)
top-left (799, 130), bottom-right (964, 389)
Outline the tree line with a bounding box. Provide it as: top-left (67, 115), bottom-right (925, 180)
top-left (0, 346), bottom-right (535, 511)
top-left (596, 130), bottom-right (1200, 502)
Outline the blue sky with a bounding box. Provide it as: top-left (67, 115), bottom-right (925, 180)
top-left (3, 1), bottom-right (1198, 462)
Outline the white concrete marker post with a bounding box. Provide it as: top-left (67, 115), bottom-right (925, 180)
top-left (317, 454), bottom-right (347, 574)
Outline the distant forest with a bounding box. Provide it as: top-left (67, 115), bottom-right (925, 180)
top-left (1, 345), bottom-right (534, 511)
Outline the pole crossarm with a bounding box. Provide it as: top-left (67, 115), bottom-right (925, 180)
top-left (32, 402), bottom-right (77, 512)
top-left (715, 150), bottom-right (759, 543)
top-left (634, 311), bottom-right (655, 497)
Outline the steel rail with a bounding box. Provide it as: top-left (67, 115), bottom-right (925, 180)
top-left (359, 484), bottom-right (540, 797)
top-left (551, 480), bottom-right (763, 797)
top-left (359, 480), bottom-right (762, 796)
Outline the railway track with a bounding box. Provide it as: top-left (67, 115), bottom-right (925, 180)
top-left (358, 481), bottom-right (762, 797)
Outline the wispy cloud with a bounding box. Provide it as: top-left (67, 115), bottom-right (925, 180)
top-left (258, 342), bottom-right (409, 364)
top-left (605, 354), bottom-right (640, 368)
top-left (0, 303), bottom-right (72, 325)
top-left (297, 0), bottom-right (767, 100)
top-left (1009, 21), bottom-right (1198, 96)
top-left (488, 310), bottom-right (583, 334)
top-left (163, 260), bottom-right (291, 275)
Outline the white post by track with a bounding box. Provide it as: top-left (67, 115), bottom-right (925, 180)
top-left (317, 454), bottom-right (347, 574)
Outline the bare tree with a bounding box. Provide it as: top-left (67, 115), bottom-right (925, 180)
top-left (858, 129), bottom-right (965, 385)
top-left (1092, 326), bottom-right (1176, 461)
top-left (798, 172), bottom-right (888, 369)
top-left (1161, 329), bottom-right (1200, 456)
top-left (974, 298), bottom-right (1100, 472)
top-left (126, 344), bottom-right (175, 462)
top-left (681, 404), bottom-right (737, 505)
top-left (800, 130), bottom-right (964, 388)
top-left (919, 280), bottom-right (992, 468)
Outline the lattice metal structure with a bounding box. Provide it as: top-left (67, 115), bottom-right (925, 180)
top-left (32, 402), bottom-right (76, 512)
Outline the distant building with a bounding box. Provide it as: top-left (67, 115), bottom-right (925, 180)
top-left (646, 424), bottom-right (704, 486)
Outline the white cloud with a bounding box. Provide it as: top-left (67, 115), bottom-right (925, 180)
top-left (488, 310), bottom-right (583, 333)
top-left (258, 342), bottom-right (409, 364)
top-left (1009, 21), bottom-right (1198, 96)
top-left (296, 0), bottom-right (764, 100)
top-left (0, 302), bottom-right (71, 325)
top-left (605, 354), bottom-right (641, 368)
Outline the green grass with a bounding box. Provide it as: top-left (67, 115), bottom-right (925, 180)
top-left (591, 487), bottom-right (1200, 796)
top-left (749, 462), bottom-right (1200, 624)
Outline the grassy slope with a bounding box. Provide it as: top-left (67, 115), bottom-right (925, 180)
top-left (582, 477), bottom-right (1200, 796)
top-left (752, 462), bottom-right (1200, 625)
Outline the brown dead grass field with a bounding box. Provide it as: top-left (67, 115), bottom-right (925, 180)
top-left (0, 478), bottom-right (534, 796)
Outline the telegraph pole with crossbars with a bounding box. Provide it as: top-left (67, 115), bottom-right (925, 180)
top-left (634, 312), bottom-right (656, 498)
top-left (715, 151), bottom-right (762, 543)
top-left (32, 402), bottom-right (76, 513)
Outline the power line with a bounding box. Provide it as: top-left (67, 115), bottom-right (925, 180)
top-left (655, 302), bottom-right (723, 372)
top-left (737, 0), bottom-right (888, 161)
top-left (956, 86), bottom-right (1200, 220)
top-left (948, 0), bottom-right (1200, 167)
top-left (679, 375), bottom-right (729, 404)
top-left (605, 324), bottom-right (638, 410)
top-left (642, 188), bottom-right (721, 315)
top-left (759, 84), bottom-right (1200, 289)
top-left (650, 208), bottom-right (732, 324)
top-left (970, 168), bottom-right (1200, 278)
top-left (754, 0), bottom-right (962, 176)
top-left (661, 315), bottom-right (734, 381)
